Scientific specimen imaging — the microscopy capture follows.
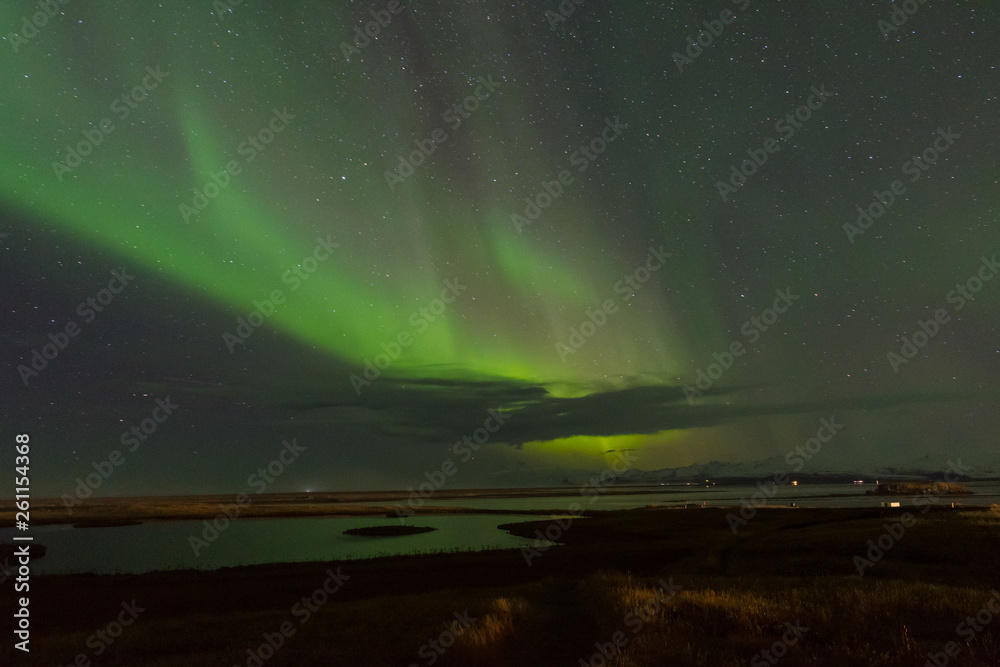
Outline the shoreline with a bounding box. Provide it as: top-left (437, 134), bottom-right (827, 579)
top-left (0, 486), bottom-right (988, 527)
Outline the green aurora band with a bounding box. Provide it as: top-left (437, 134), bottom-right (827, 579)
top-left (3, 2), bottom-right (999, 478)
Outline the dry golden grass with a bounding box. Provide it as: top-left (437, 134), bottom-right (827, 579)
top-left (446, 596), bottom-right (530, 666)
top-left (873, 481), bottom-right (972, 496)
top-left (573, 576), bottom-right (1000, 667)
top-left (454, 597), bottom-right (529, 651)
top-left (959, 504), bottom-right (1000, 526)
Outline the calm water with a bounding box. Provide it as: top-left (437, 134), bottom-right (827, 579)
top-left (5, 483), bottom-right (997, 575)
top-left (1, 514), bottom-right (556, 575)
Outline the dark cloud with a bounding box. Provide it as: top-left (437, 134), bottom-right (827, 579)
top-left (279, 373), bottom-right (997, 447)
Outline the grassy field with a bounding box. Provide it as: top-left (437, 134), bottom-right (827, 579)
top-left (869, 482), bottom-right (973, 496)
top-left (2, 504), bottom-right (999, 666)
top-left (0, 488), bottom-right (672, 526)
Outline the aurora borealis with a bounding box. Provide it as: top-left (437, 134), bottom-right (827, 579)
top-left (2, 1), bottom-right (999, 497)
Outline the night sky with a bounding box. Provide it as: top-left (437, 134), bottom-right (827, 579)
top-left (2, 1), bottom-right (998, 498)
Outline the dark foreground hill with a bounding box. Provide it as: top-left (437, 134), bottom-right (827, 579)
top-left (3, 505), bottom-right (999, 666)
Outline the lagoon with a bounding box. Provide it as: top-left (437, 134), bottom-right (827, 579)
top-left (1, 513), bottom-right (553, 575)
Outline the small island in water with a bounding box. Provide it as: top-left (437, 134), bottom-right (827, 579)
top-left (343, 525), bottom-right (437, 537)
top-left (866, 482), bottom-right (972, 496)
